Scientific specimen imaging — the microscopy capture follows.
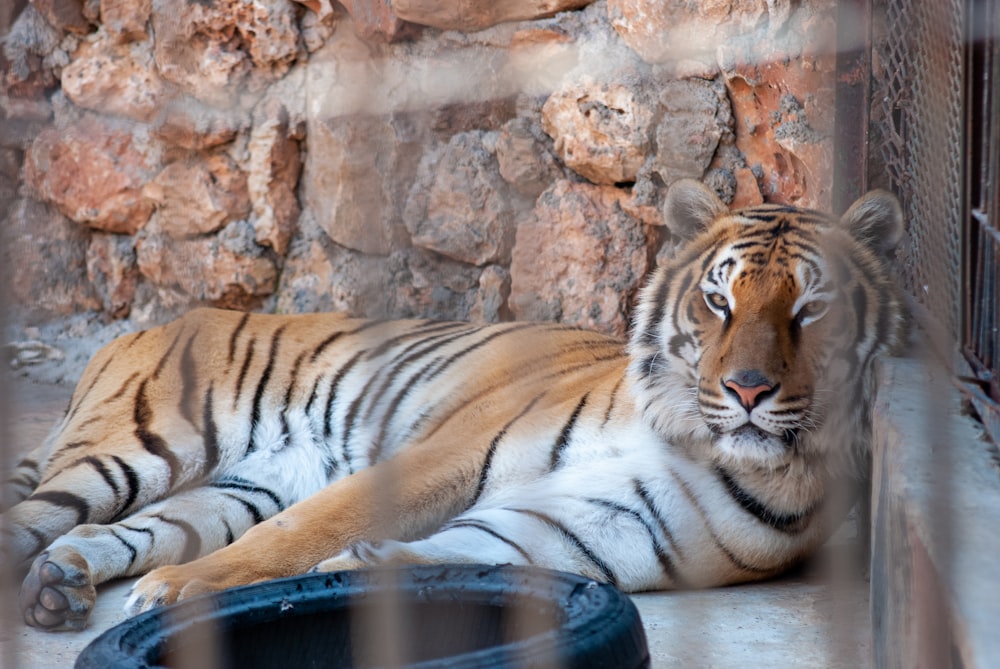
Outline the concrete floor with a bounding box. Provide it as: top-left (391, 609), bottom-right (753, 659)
top-left (0, 374), bottom-right (871, 668)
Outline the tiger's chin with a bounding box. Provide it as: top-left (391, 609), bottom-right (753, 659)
top-left (712, 425), bottom-right (793, 469)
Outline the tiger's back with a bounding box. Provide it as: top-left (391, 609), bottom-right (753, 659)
top-left (7, 179), bottom-right (905, 631)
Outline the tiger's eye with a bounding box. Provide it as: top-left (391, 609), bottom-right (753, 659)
top-left (706, 293), bottom-right (729, 310)
top-left (800, 300), bottom-right (827, 317)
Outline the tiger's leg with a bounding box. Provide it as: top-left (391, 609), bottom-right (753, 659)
top-left (1, 445), bottom-right (49, 511)
top-left (313, 490), bottom-right (679, 594)
top-left (125, 430), bottom-right (493, 616)
top-left (18, 478), bottom-right (285, 630)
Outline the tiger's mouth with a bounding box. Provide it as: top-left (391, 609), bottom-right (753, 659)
top-left (711, 424), bottom-right (795, 466)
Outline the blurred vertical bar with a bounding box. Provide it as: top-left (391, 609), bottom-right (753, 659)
top-left (0, 5), bottom-right (24, 669)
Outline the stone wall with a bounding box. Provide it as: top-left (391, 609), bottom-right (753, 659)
top-left (1, 0), bottom-right (838, 338)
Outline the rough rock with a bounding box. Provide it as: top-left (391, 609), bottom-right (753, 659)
top-left (510, 179), bottom-right (650, 336)
top-left (607, 0), bottom-right (793, 75)
top-left (24, 115), bottom-right (160, 234)
top-left (150, 0), bottom-right (300, 107)
top-left (136, 219), bottom-right (277, 309)
top-left (86, 232), bottom-right (138, 318)
top-left (495, 116), bottom-right (565, 198)
top-left (61, 33), bottom-right (169, 122)
top-left (404, 131), bottom-right (521, 266)
top-left (30, 0), bottom-right (92, 35)
top-left (393, 0), bottom-right (595, 32)
top-left (3, 198), bottom-right (101, 317)
top-left (542, 78), bottom-right (656, 185)
top-left (390, 247), bottom-right (483, 321)
top-left (151, 98), bottom-right (247, 150)
top-left (100, 0), bottom-right (152, 42)
top-left (724, 58), bottom-right (835, 208)
top-left (276, 212), bottom-right (397, 317)
top-left (334, 0), bottom-right (419, 42)
top-left (246, 101), bottom-right (303, 256)
top-left (143, 153), bottom-right (250, 239)
top-left (469, 264), bottom-right (511, 323)
top-left (302, 115), bottom-right (417, 256)
top-left (649, 77), bottom-right (732, 185)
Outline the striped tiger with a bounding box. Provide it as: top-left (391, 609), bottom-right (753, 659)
top-left (6, 179), bottom-right (905, 631)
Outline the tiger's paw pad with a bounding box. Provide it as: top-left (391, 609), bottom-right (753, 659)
top-left (19, 550), bottom-right (96, 630)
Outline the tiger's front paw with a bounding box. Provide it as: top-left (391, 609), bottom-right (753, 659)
top-left (125, 565), bottom-right (220, 616)
top-left (19, 549), bottom-right (97, 630)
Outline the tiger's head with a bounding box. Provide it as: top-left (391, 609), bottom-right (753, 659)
top-left (628, 179), bottom-right (905, 474)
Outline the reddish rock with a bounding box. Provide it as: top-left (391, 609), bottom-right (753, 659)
top-left (136, 219), bottom-right (277, 309)
top-left (651, 78), bottom-right (732, 185)
top-left (247, 102), bottom-right (302, 256)
top-left (607, 0), bottom-right (793, 75)
top-left (404, 131), bottom-right (521, 266)
top-left (150, 0), bottom-right (299, 107)
top-left (151, 99), bottom-right (246, 150)
top-left (542, 79), bottom-right (655, 185)
top-left (469, 264), bottom-right (511, 323)
top-left (31, 0), bottom-right (92, 35)
top-left (24, 116), bottom-right (159, 234)
top-left (302, 115), bottom-right (416, 256)
top-left (100, 0), bottom-right (151, 42)
top-left (3, 198), bottom-right (101, 316)
top-left (143, 153), bottom-right (250, 239)
top-left (276, 213), bottom-right (398, 316)
top-left (510, 180), bottom-right (650, 337)
top-left (86, 232), bottom-right (138, 318)
top-left (393, 0), bottom-right (595, 32)
top-left (731, 166), bottom-right (764, 208)
top-left (61, 33), bottom-right (169, 122)
top-left (334, 0), bottom-right (419, 42)
top-left (495, 117), bottom-right (565, 198)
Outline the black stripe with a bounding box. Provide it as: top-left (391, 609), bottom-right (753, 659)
top-left (716, 467), bottom-right (814, 533)
top-left (27, 491), bottom-right (89, 525)
top-left (473, 392), bottom-right (546, 504)
top-left (323, 350), bottom-right (366, 442)
top-left (550, 393), bottom-right (589, 470)
top-left (202, 384), bottom-right (220, 474)
top-left (228, 313), bottom-right (251, 364)
top-left (371, 324), bottom-right (538, 459)
top-left (234, 336), bottom-right (257, 408)
top-left (210, 479), bottom-right (284, 511)
top-left (154, 515), bottom-right (202, 563)
top-left (512, 508), bottom-right (617, 586)
top-left (77, 456), bottom-right (119, 495)
top-left (152, 329), bottom-right (183, 380)
top-left (247, 325), bottom-right (288, 454)
top-left (602, 377), bottom-right (624, 428)
top-left (585, 496), bottom-right (685, 587)
top-left (67, 355), bottom-right (116, 422)
top-left (310, 320), bottom-right (385, 363)
top-left (363, 320), bottom-right (464, 361)
top-left (111, 455), bottom-right (140, 517)
top-left (669, 470), bottom-right (772, 574)
top-left (280, 351), bottom-right (308, 440)
top-left (103, 372), bottom-right (140, 405)
top-left (108, 528), bottom-right (139, 566)
top-left (444, 519), bottom-right (534, 564)
top-left (178, 330), bottom-right (200, 429)
top-left (13, 457), bottom-right (39, 473)
top-left (633, 479), bottom-right (685, 560)
top-left (222, 493), bottom-right (265, 524)
top-left (134, 379), bottom-right (182, 487)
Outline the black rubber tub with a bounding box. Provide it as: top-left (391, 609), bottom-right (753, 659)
top-left (75, 564), bottom-right (649, 669)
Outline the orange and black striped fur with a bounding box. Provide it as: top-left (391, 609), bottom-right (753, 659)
top-left (5, 180), bottom-right (904, 630)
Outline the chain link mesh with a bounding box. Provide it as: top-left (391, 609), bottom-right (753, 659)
top-left (869, 0), bottom-right (965, 339)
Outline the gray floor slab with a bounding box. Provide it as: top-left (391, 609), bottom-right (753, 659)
top-left (0, 374), bottom-right (870, 668)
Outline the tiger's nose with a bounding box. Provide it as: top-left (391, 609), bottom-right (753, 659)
top-left (723, 370), bottom-right (776, 411)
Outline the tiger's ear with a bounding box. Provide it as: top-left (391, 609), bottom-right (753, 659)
top-left (840, 190), bottom-right (904, 256)
top-left (663, 179), bottom-right (729, 240)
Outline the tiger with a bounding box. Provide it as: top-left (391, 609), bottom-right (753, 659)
top-left (4, 179), bottom-right (905, 631)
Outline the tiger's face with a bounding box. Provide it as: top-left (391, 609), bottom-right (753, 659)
top-left (629, 180), bottom-right (904, 472)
